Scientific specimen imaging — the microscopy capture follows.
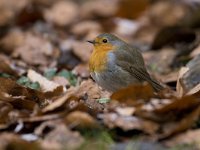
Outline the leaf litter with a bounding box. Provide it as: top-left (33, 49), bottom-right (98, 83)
top-left (0, 0), bottom-right (200, 149)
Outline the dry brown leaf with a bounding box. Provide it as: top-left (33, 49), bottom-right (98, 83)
top-left (115, 107), bottom-right (135, 116)
top-left (0, 102), bottom-right (13, 126)
top-left (187, 83), bottom-right (200, 96)
top-left (161, 105), bottom-right (200, 139)
top-left (80, 0), bottom-right (119, 19)
top-left (111, 83), bottom-right (154, 105)
top-left (34, 119), bottom-right (62, 136)
top-left (65, 111), bottom-right (98, 128)
top-left (84, 99), bottom-right (105, 113)
top-left (158, 71), bottom-right (178, 84)
top-left (190, 44), bottom-right (200, 58)
top-left (165, 129), bottom-right (200, 148)
top-left (77, 79), bottom-right (101, 100)
top-left (42, 87), bottom-right (76, 113)
top-left (43, 1), bottom-right (79, 26)
top-left (72, 64), bottom-right (90, 78)
top-left (12, 33), bottom-right (57, 66)
top-left (114, 18), bottom-right (140, 36)
top-left (10, 99), bottom-right (37, 111)
top-left (0, 77), bottom-right (59, 108)
top-left (0, 77), bottom-right (44, 101)
top-left (176, 54), bottom-right (200, 97)
top-left (0, 0), bottom-right (29, 26)
top-left (0, 133), bottom-right (41, 150)
top-left (101, 113), bottom-right (159, 134)
top-left (0, 55), bottom-right (18, 76)
top-left (27, 69), bottom-right (63, 92)
top-left (71, 21), bottom-right (102, 37)
top-left (117, 0), bottom-right (149, 19)
top-left (0, 29), bottom-right (25, 53)
top-left (147, 1), bottom-right (186, 27)
top-left (52, 76), bottom-right (70, 87)
top-left (154, 96), bottom-right (199, 115)
top-left (176, 67), bottom-right (189, 97)
top-left (21, 112), bottom-right (65, 123)
top-left (32, 0), bottom-right (55, 6)
top-left (43, 80), bottom-right (101, 113)
top-left (143, 48), bottom-right (177, 74)
top-left (179, 55), bottom-right (200, 95)
top-left (72, 41), bottom-right (93, 63)
top-left (136, 95), bottom-right (199, 120)
top-left (135, 95), bottom-right (200, 137)
top-left (40, 124), bottom-right (84, 150)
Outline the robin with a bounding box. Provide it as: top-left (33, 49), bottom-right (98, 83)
top-left (88, 33), bottom-right (164, 92)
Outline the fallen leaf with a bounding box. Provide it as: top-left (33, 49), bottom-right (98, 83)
top-left (158, 71), bottom-right (178, 84)
top-left (151, 27), bottom-right (196, 50)
top-left (187, 83), bottom-right (200, 96)
top-left (115, 107), bottom-right (135, 116)
top-left (27, 69), bottom-right (63, 92)
top-left (0, 55), bottom-right (18, 76)
top-left (72, 64), bottom-right (90, 78)
top-left (71, 21), bottom-right (102, 37)
top-left (52, 76), bottom-right (70, 87)
top-left (0, 0), bottom-right (29, 26)
top-left (100, 113), bottom-right (159, 134)
top-left (34, 119), bottom-right (62, 136)
top-left (42, 87), bottom-right (76, 113)
top-left (21, 112), bottom-right (65, 123)
top-left (40, 124), bottom-right (84, 150)
top-left (65, 111), bottom-right (98, 128)
top-left (10, 99), bottom-right (37, 111)
top-left (57, 40), bottom-right (80, 69)
top-left (165, 129), bottom-right (200, 148)
top-left (0, 133), bottom-right (41, 150)
top-left (12, 33), bottom-right (57, 66)
top-left (161, 105), bottom-right (200, 139)
top-left (111, 83), bottom-right (154, 105)
top-left (43, 1), bottom-right (79, 26)
top-left (135, 94), bottom-right (200, 138)
top-left (80, 0), bottom-right (119, 19)
top-left (114, 18), bottom-right (140, 36)
top-left (0, 29), bottom-right (25, 54)
top-left (116, 0), bottom-right (149, 19)
top-left (72, 41), bottom-right (92, 63)
top-left (143, 48), bottom-right (177, 74)
top-left (148, 1), bottom-right (186, 27)
top-left (138, 95), bottom-right (200, 122)
top-left (190, 44), bottom-right (200, 57)
top-left (0, 102), bottom-right (13, 126)
top-left (179, 55), bottom-right (200, 95)
top-left (77, 79), bottom-right (101, 100)
top-left (0, 77), bottom-right (59, 108)
top-left (176, 67), bottom-right (189, 97)
top-left (84, 99), bottom-right (105, 113)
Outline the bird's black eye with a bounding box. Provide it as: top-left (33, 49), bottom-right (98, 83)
top-left (102, 39), bottom-right (107, 43)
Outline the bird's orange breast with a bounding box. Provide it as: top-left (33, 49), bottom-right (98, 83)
top-left (89, 44), bottom-right (114, 72)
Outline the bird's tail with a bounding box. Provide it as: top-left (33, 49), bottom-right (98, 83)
top-left (150, 78), bottom-right (164, 92)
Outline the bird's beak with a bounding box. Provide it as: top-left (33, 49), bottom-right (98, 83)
top-left (87, 40), bottom-right (95, 44)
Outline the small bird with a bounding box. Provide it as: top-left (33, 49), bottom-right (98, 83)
top-left (88, 33), bottom-right (164, 92)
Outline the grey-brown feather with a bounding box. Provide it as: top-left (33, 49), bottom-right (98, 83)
top-left (91, 33), bottom-right (164, 92)
top-left (113, 42), bottom-right (164, 92)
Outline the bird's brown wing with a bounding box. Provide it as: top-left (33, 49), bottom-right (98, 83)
top-left (116, 60), bottom-right (164, 92)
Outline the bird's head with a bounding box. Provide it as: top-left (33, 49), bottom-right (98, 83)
top-left (87, 33), bottom-right (123, 52)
